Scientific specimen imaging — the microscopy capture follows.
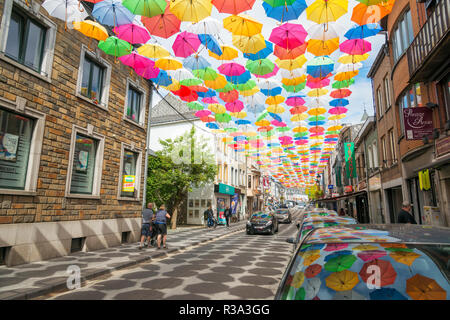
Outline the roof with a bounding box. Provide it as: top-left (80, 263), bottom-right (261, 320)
top-left (354, 116), bottom-right (375, 146)
top-left (367, 43), bottom-right (388, 79)
top-left (151, 93), bottom-right (197, 125)
top-left (305, 224), bottom-right (450, 245)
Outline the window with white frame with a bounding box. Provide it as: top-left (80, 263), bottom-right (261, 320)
top-left (0, 101), bottom-right (44, 194)
top-left (76, 45), bottom-right (111, 109)
top-left (124, 78), bottom-right (146, 126)
top-left (377, 87), bottom-right (384, 117)
top-left (367, 145), bottom-right (373, 169)
top-left (392, 9), bottom-right (414, 63)
top-left (372, 141), bottom-right (378, 168)
top-left (384, 76), bottom-right (392, 109)
top-left (66, 126), bottom-right (104, 197)
top-left (118, 145), bottom-right (142, 200)
top-left (389, 129), bottom-right (397, 164)
top-left (0, 0), bottom-right (56, 81)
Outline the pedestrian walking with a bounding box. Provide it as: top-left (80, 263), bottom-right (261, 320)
top-left (224, 205), bottom-right (231, 228)
top-left (397, 201), bottom-right (417, 224)
top-left (139, 203), bottom-right (154, 250)
top-left (155, 204), bottom-right (171, 249)
top-left (204, 204), bottom-right (216, 228)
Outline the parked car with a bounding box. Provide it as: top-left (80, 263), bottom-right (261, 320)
top-left (275, 208), bottom-right (292, 224)
top-left (295, 216), bottom-right (358, 244)
top-left (276, 224), bottom-right (450, 300)
top-left (246, 211), bottom-right (279, 235)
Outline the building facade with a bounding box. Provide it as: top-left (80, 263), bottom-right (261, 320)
top-left (0, 0), bottom-right (152, 266)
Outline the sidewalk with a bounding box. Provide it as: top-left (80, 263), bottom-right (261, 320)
top-left (0, 222), bottom-right (246, 300)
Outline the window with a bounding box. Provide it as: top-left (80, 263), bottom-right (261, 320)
top-left (119, 149), bottom-right (140, 199)
top-left (0, 108), bottom-right (34, 190)
top-left (66, 126), bottom-right (104, 197)
top-left (399, 83), bottom-right (422, 132)
top-left (384, 76), bottom-right (392, 109)
top-left (231, 167), bottom-right (234, 185)
top-left (389, 130), bottom-right (397, 164)
top-left (372, 141), bottom-right (378, 168)
top-left (126, 86), bottom-right (142, 123)
top-left (81, 57), bottom-right (104, 103)
top-left (248, 174), bottom-right (252, 188)
top-left (381, 136), bottom-right (387, 168)
top-left (377, 87), bottom-right (384, 116)
top-left (392, 9), bottom-right (414, 63)
top-left (367, 145), bottom-right (373, 169)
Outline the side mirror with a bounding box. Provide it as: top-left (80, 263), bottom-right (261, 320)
top-left (286, 237), bottom-right (296, 244)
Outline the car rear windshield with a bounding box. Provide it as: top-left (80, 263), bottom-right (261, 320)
top-left (277, 242), bottom-right (450, 300)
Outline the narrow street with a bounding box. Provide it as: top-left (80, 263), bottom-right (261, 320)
top-left (37, 210), bottom-right (301, 300)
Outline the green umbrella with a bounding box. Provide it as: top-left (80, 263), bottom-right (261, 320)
top-left (264, 0), bottom-right (297, 6)
top-left (236, 79), bottom-right (256, 92)
top-left (287, 287), bottom-right (305, 300)
top-left (308, 115), bottom-right (326, 121)
top-left (332, 79), bottom-right (355, 89)
top-left (216, 82), bottom-right (235, 92)
top-left (215, 113), bottom-right (232, 123)
top-left (180, 78), bottom-right (203, 86)
top-left (325, 130), bottom-right (340, 135)
top-left (246, 58), bottom-right (274, 76)
top-left (283, 82), bottom-right (306, 93)
top-left (187, 101), bottom-right (204, 110)
top-left (294, 132), bottom-right (309, 137)
top-left (277, 127), bottom-right (291, 132)
top-left (122, 0), bottom-right (166, 18)
top-left (384, 247), bottom-right (414, 253)
top-left (246, 135), bottom-right (261, 141)
top-left (256, 110), bottom-right (269, 122)
top-left (260, 130), bottom-right (275, 137)
top-left (193, 67), bottom-right (218, 81)
top-left (98, 36), bottom-right (132, 57)
top-left (224, 127), bottom-right (237, 133)
top-left (324, 254), bottom-right (357, 272)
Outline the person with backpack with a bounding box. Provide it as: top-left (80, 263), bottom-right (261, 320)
top-left (204, 204), bottom-right (216, 228)
top-left (139, 203), bottom-right (154, 250)
top-left (155, 204), bottom-right (171, 249)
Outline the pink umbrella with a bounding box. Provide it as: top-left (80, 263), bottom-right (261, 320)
top-left (119, 52), bottom-right (153, 69)
top-left (172, 31), bottom-right (201, 58)
top-left (286, 96), bottom-right (305, 106)
top-left (269, 23), bottom-right (307, 50)
top-left (113, 23), bottom-right (150, 44)
top-left (357, 250), bottom-right (387, 262)
top-left (324, 243), bottom-right (349, 251)
top-left (340, 39), bottom-right (372, 55)
top-left (272, 120), bottom-right (287, 127)
top-left (329, 107), bottom-right (348, 115)
top-left (218, 62), bottom-right (246, 77)
top-left (195, 110), bottom-right (211, 117)
top-left (203, 97), bottom-right (219, 104)
top-left (225, 100), bottom-right (244, 112)
top-left (134, 61), bottom-right (160, 79)
top-left (254, 65), bottom-right (279, 79)
top-left (306, 78), bottom-right (330, 89)
top-left (250, 139), bottom-right (264, 147)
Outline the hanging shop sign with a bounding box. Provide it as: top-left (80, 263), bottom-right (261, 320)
top-left (231, 193), bottom-right (239, 215)
top-left (328, 185), bottom-right (334, 189)
top-left (344, 185), bottom-right (353, 193)
top-left (403, 107), bottom-right (433, 140)
top-left (423, 206), bottom-right (443, 226)
top-left (435, 135), bottom-right (450, 158)
top-left (418, 169), bottom-right (431, 191)
top-left (344, 142), bottom-right (357, 179)
top-left (122, 175), bottom-right (136, 192)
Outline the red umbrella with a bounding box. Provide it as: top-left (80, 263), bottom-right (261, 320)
top-left (141, 1), bottom-right (181, 39)
top-left (324, 243), bottom-right (349, 252)
top-left (309, 127), bottom-right (324, 134)
top-left (290, 106), bottom-right (307, 114)
top-left (274, 43), bottom-right (307, 59)
top-left (172, 85), bottom-right (198, 102)
top-left (305, 264), bottom-right (322, 278)
top-left (257, 126), bottom-right (273, 132)
top-left (269, 23), bottom-right (308, 50)
top-left (201, 116), bottom-right (215, 122)
top-left (330, 89), bottom-right (352, 98)
top-left (220, 90), bottom-right (239, 102)
top-left (212, 0), bottom-right (256, 15)
top-left (359, 259), bottom-right (397, 287)
top-left (189, 85), bottom-right (208, 92)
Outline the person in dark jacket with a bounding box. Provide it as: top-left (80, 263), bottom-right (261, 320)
top-left (155, 204), bottom-right (171, 249)
top-left (139, 203), bottom-right (154, 250)
top-left (397, 201), bottom-right (417, 224)
top-left (224, 205), bottom-right (231, 228)
top-left (204, 204), bottom-right (215, 228)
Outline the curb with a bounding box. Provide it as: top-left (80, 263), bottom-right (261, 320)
top-left (8, 224), bottom-right (247, 300)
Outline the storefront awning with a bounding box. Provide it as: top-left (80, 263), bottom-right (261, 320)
top-left (214, 183), bottom-right (235, 195)
top-left (318, 191), bottom-right (367, 202)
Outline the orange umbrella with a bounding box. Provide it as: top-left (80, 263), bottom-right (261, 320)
top-left (307, 38), bottom-right (339, 56)
top-left (325, 270), bottom-right (359, 292)
top-left (389, 251), bottom-right (420, 266)
top-left (406, 274), bottom-right (447, 300)
top-left (273, 42), bottom-right (308, 59)
top-left (351, 2), bottom-right (392, 25)
top-left (359, 259), bottom-right (397, 287)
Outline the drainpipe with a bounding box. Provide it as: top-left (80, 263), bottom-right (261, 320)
top-left (142, 82), bottom-right (154, 209)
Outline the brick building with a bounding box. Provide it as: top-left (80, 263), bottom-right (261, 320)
top-left (386, 0), bottom-right (450, 226)
top-left (0, 0), bottom-right (152, 266)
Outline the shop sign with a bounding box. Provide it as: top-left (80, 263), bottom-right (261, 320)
top-left (418, 169), bottom-right (431, 191)
top-left (328, 185), bottom-right (334, 189)
top-left (358, 180), bottom-right (366, 191)
top-left (122, 175), bottom-right (135, 192)
top-left (216, 183), bottom-right (235, 195)
top-left (332, 193), bottom-right (339, 197)
top-left (403, 107), bottom-right (433, 140)
top-left (344, 185), bottom-right (353, 193)
top-left (344, 142), bottom-right (357, 178)
top-left (423, 206), bottom-right (443, 226)
top-left (435, 135), bottom-right (450, 158)
top-left (368, 176), bottom-right (381, 190)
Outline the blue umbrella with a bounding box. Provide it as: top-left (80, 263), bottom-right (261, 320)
top-left (197, 34), bottom-right (222, 56)
top-left (267, 143), bottom-right (281, 147)
top-left (206, 122), bottom-right (219, 129)
top-left (235, 120), bottom-right (251, 125)
top-left (308, 121), bottom-right (326, 126)
top-left (183, 55), bottom-right (210, 70)
top-left (262, 0), bottom-right (307, 22)
top-left (269, 112), bottom-right (282, 122)
top-left (299, 243), bottom-right (326, 251)
top-left (329, 99), bottom-right (349, 107)
top-left (234, 136), bottom-right (247, 141)
top-left (197, 89), bottom-right (216, 98)
top-left (324, 250), bottom-right (353, 262)
top-left (344, 24), bottom-right (383, 39)
top-left (261, 87), bottom-right (282, 96)
top-left (369, 288), bottom-right (408, 300)
top-left (244, 41), bottom-right (273, 60)
top-left (151, 70), bottom-right (172, 86)
top-left (226, 71), bottom-right (251, 84)
top-left (93, 0), bottom-right (135, 27)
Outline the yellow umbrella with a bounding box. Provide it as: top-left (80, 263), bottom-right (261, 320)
top-left (240, 87), bottom-right (260, 96)
top-left (137, 44), bottom-right (170, 59)
top-left (329, 114), bottom-right (346, 120)
top-left (351, 244), bottom-right (379, 251)
top-left (170, 0), bottom-right (213, 23)
top-left (291, 114), bottom-right (308, 121)
top-left (307, 38), bottom-right (340, 56)
top-left (282, 76), bottom-right (306, 86)
top-left (223, 14), bottom-right (263, 36)
top-left (276, 55), bottom-right (307, 70)
top-left (222, 137), bottom-right (233, 143)
top-left (308, 107), bottom-right (327, 116)
top-left (310, 136), bottom-right (323, 140)
top-left (164, 79), bottom-right (180, 91)
top-left (291, 271), bottom-right (305, 289)
top-left (292, 126), bottom-right (308, 132)
top-left (307, 88), bottom-right (328, 97)
top-left (328, 125), bottom-right (343, 131)
top-left (230, 111), bottom-right (247, 118)
top-left (255, 119), bottom-right (271, 126)
top-left (209, 46), bottom-right (239, 60)
top-left (406, 274), bottom-right (447, 300)
top-left (306, 0), bottom-right (349, 24)
top-left (155, 57), bottom-right (183, 70)
top-left (232, 34), bottom-right (266, 54)
top-left (338, 53), bottom-right (369, 64)
top-left (389, 251), bottom-right (421, 266)
top-left (303, 254), bottom-right (321, 266)
top-left (204, 75), bottom-right (227, 89)
top-left (325, 270), bottom-right (359, 292)
top-left (335, 70), bottom-right (359, 81)
top-left (73, 20), bottom-right (108, 41)
top-left (266, 95), bottom-right (285, 105)
top-left (208, 104), bottom-right (226, 113)
top-left (267, 104), bottom-right (285, 113)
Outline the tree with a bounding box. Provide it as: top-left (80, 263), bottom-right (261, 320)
top-left (146, 126), bottom-right (217, 229)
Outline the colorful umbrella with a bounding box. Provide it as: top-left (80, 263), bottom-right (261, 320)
top-left (119, 52), bottom-right (153, 70)
top-left (197, 34), bottom-right (223, 56)
top-left (212, 0), bottom-right (256, 15)
top-left (113, 23), bottom-right (150, 44)
top-left (369, 288), bottom-right (407, 300)
top-left (73, 20), bottom-right (109, 41)
top-left (224, 14), bottom-right (263, 36)
top-left (325, 270), bottom-right (359, 292)
top-left (122, 0), bottom-right (166, 18)
top-left (274, 43), bottom-right (308, 60)
top-left (186, 17), bottom-right (221, 35)
top-left (170, 0), bottom-right (213, 23)
top-left (232, 34), bottom-right (267, 54)
top-left (305, 264), bottom-right (322, 278)
top-left (92, 0), bottom-right (135, 27)
top-left (389, 251), bottom-right (420, 266)
top-left (98, 36), bottom-right (132, 57)
top-left (269, 23), bottom-right (308, 50)
top-left (351, 2), bottom-right (391, 25)
top-left (218, 62), bottom-right (246, 77)
top-left (340, 39), bottom-right (372, 55)
top-left (225, 100), bottom-right (244, 113)
top-left (262, 0), bottom-right (308, 23)
top-left (246, 59), bottom-right (275, 75)
top-left (172, 31), bottom-right (201, 57)
top-left (215, 113), bottom-right (232, 123)
top-left (359, 259), bottom-right (397, 287)
top-left (137, 43), bottom-right (170, 59)
top-left (344, 23), bottom-right (382, 39)
top-left (141, 4), bottom-right (181, 38)
top-left (209, 46), bottom-right (239, 60)
top-left (183, 54), bottom-right (211, 70)
top-left (244, 40), bottom-right (273, 60)
top-left (42, 0), bottom-right (88, 30)
top-left (307, 38), bottom-right (340, 56)
top-left (306, 0), bottom-right (348, 24)
top-left (406, 274), bottom-right (447, 300)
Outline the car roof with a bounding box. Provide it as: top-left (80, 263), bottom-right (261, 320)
top-left (304, 224), bottom-right (450, 245)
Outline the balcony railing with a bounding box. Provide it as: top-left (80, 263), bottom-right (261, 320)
top-left (407, 0), bottom-right (450, 81)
